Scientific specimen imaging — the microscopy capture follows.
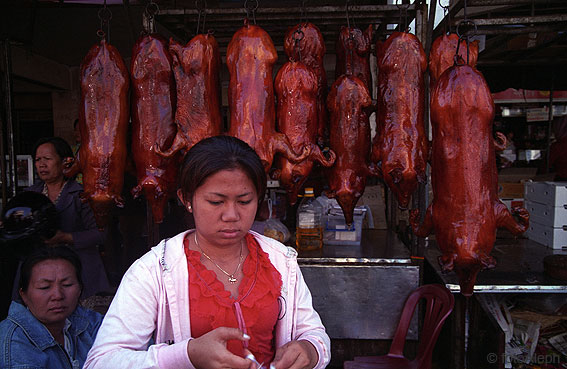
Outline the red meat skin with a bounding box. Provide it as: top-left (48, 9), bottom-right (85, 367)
top-left (429, 33), bottom-right (479, 90)
top-left (372, 32), bottom-right (429, 209)
top-left (65, 39), bottom-right (129, 229)
top-left (284, 22), bottom-right (328, 141)
top-left (335, 24), bottom-right (374, 91)
top-left (130, 34), bottom-right (179, 223)
top-left (157, 32), bottom-right (222, 157)
top-left (326, 75), bottom-right (379, 226)
top-left (226, 21), bottom-right (310, 173)
top-left (410, 65), bottom-right (529, 296)
top-left (273, 61), bottom-right (336, 205)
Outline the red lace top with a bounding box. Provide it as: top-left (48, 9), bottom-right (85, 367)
top-left (184, 233), bottom-right (282, 365)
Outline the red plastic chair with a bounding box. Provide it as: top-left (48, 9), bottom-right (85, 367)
top-left (343, 284), bottom-right (454, 369)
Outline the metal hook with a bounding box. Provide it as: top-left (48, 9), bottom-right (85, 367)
top-left (347, 28), bottom-right (355, 76)
top-left (293, 28), bottom-right (304, 61)
top-left (456, 20), bottom-right (477, 39)
top-left (143, 1), bottom-right (159, 34)
top-left (145, 1), bottom-right (159, 19)
top-left (345, 0), bottom-right (351, 30)
top-left (244, 0), bottom-right (259, 25)
top-left (455, 20), bottom-right (476, 66)
top-left (345, 0), bottom-right (357, 30)
top-left (97, 0), bottom-right (112, 41)
top-left (396, 0), bottom-right (410, 32)
top-left (300, 0), bottom-right (308, 23)
top-left (438, 0), bottom-right (451, 34)
top-left (196, 0), bottom-right (207, 34)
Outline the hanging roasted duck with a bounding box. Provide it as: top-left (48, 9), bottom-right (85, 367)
top-left (410, 64), bottom-right (529, 296)
top-left (156, 32), bottom-right (222, 157)
top-left (326, 75), bottom-right (379, 226)
top-left (226, 20), bottom-right (310, 173)
top-left (335, 25), bottom-right (374, 91)
top-left (371, 31), bottom-right (428, 209)
top-left (284, 22), bottom-right (328, 142)
top-left (65, 39), bottom-right (129, 228)
top-left (130, 33), bottom-right (179, 223)
top-left (273, 61), bottom-right (336, 205)
top-left (429, 33), bottom-right (479, 89)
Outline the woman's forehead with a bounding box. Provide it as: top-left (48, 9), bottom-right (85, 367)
top-left (31, 259), bottom-right (76, 279)
top-left (199, 169), bottom-right (256, 192)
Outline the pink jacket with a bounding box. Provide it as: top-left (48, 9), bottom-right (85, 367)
top-left (84, 230), bottom-right (331, 369)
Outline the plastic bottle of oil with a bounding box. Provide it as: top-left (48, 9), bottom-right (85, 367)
top-left (295, 187), bottom-right (323, 251)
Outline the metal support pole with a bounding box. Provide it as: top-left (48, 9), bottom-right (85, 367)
top-left (1, 39), bottom-right (16, 203)
top-left (545, 72), bottom-right (554, 174)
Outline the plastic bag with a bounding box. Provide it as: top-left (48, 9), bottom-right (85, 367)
top-left (262, 198), bottom-right (291, 243)
top-left (263, 218), bottom-right (291, 243)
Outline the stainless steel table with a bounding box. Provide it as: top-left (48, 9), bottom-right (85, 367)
top-left (424, 236), bottom-right (567, 369)
top-left (424, 236), bottom-right (567, 294)
top-left (297, 229), bottom-right (420, 340)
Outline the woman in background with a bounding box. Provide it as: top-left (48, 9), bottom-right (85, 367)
top-left (0, 245), bottom-right (102, 368)
top-left (28, 136), bottom-right (109, 297)
top-left (85, 135), bottom-right (330, 369)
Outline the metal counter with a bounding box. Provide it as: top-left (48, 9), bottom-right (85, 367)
top-left (424, 236), bottom-right (567, 294)
top-left (424, 236), bottom-right (567, 368)
top-left (297, 229), bottom-right (420, 340)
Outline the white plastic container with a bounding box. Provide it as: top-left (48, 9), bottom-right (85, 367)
top-left (323, 205), bottom-right (367, 246)
top-left (524, 200), bottom-right (567, 228)
top-left (525, 221), bottom-right (567, 250)
top-left (524, 181), bottom-right (567, 207)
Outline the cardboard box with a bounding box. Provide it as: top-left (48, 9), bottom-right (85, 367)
top-left (524, 181), bottom-right (567, 207)
top-left (498, 167), bottom-right (538, 183)
top-left (500, 198), bottom-right (524, 211)
top-left (357, 184), bottom-right (387, 229)
top-left (525, 200), bottom-right (567, 228)
top-left (525, 221), bottom-right (567, 250)
top-left (498, 183), bottom-right (525, 199)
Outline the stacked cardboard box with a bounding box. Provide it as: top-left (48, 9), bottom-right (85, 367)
top-left (497, 167), bottom-right (538, 209)
top-left (524, 182), bottom-right (567, 250)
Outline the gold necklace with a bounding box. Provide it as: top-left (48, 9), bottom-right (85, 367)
top-left (42, 181), bottom-right (66, 205)
top-left (194, 233), bottom-right (243, 284)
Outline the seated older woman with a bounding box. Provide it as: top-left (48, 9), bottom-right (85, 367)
top-left (0, 245), bottom-right (103, 368)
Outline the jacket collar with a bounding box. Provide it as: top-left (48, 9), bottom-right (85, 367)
top-left (55, 180), bottom-right (82, 212)
top-left (156, 229), bottom-right (296, 272)
top-left (27, 180), bottom-right (83, 212)
top-left (7, 301), bottom-right (90, 350)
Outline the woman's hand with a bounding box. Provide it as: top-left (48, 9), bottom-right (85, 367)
top-left (44, 230), bottom-right (73, 245)
top-left (270, 340), bottom-right (318, 369)
top-left (187, 327), bottom-right (252, 369)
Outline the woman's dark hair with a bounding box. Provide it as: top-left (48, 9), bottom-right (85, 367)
top-left (32, 137), bottom-right (74, 161)
top-left (19, 245), bottom-right (83, 293)
top-left (178, 135), bottom-right (267, 207)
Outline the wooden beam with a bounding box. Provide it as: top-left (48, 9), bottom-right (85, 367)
top-left (468, 0), bottom-right (564, 5)
top-left (11, 46), bottom-right (71, 90)
top-left (158, 5), bottom-right (418, 16)
top-left (453, 14), bottom-right (567, 26)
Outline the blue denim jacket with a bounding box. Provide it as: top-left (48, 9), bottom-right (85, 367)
top-left (0, 301), bottom-right (103, 369)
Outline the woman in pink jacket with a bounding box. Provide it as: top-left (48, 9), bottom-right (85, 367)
top-left (85, 135), bottom-right (330, 369)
